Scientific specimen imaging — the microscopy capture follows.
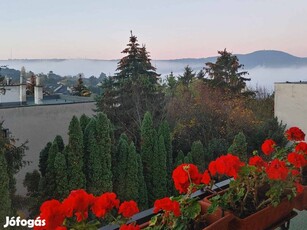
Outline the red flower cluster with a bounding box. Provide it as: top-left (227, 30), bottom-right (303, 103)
top-left (208, 154), bottom-right (244, 179)
top-left (201, 170), bottom-right (211, 185)
top-left (91, 192), bottom-right (120, 218)
top-left (261, 139), bottom-right (276, 155)
top-left (249, 156), bottom-right (267, 169)
top-left (36, 190), bottom-right (139, 230)
top-left (266, 159), bottom-right (289, 181)
top-left (118, 201), bottom-right (139, 218)
top-left (287, 152), bottom-right (307, 168)
top-left (295, 142), bottom-right (307, 154)
top-left (285, 127), bottom-right (305, 141)
top-left (172, 164), bottom-right (202, 193)
top-left (62, 189), bottom-right (95, 222)
top-left (153, 197), bottom-right (181, 217)
top-left (120, 224), bottom-right (141, 230)
top-left (34, 200), bottom-right (66, 230)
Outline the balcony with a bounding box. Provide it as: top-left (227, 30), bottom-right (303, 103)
top-left (100, 179), bottom-right (307, 230)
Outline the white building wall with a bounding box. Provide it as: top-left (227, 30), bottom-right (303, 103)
top-left (0, 102), bottom-right (96, 195)
top-left (0, 85), bottom-right (20, 103)
top-left (274, 83), bottom-right (307, 134)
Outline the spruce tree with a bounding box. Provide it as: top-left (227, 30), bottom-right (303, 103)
top-left (151, 134), bottom-right (167, 202)
top-left (96, 113), bottom-right (112, 192)
top-left (141, 112), bottom-right (155, 202)
top-left (54, 152), bottom-right (69, 200)
top-left (136, 153), bottom-right (148, 210)
top-left (67, 116), bottom-right (86, 190)
top-left (178, 65), bottom-right (196, 86)
top-left (0, 149), bottom-right (12, 225)
top-left (124, 142), bottom-right (139, 201)
top-left (191, 140), bottom-right (205, 171)
top-left (96, 33), bottom-right (164, 145)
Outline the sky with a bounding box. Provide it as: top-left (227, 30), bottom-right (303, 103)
top-left (0, 0), bottom-right (306, 60)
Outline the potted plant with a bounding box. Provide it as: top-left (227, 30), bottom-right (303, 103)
top-left (142, 164), bottom-right (233, 230)
top-left (205, 126), bottom-right (306, 230)
top-left (34, 189), bottom-right (141, 230)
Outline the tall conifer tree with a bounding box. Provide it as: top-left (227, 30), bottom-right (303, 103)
top-left (96, 113), bottom-right (112, 192)
top-left (141, 112), bottom-right (155, 202)
top-left (136, 153), bottom-right (148, 210)
top-left (0, 149), bottom-right (11, 225)
top-left (191, 140), bottom-right (205, 170)
top-left (151, 134), bottom-right (167, 202)
top-left (67, 116), bottom-right (86, 190)
top-left (124, 142), bottom-right (139, 201)
top-left (54, 152), bottom-right (69, 200)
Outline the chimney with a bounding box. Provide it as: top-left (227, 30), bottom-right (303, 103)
top-left (34, 76), bottom-right (43, 104)
top-left (19, 67), bottom-right (26, 104)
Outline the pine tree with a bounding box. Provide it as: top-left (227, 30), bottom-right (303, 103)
top-left (228, 132), bottom-right (248, 161)
top-left (151, 134), bottom-right (167, 202)
top-left (96, 113), bottom-right (112, 192)
top-left (124, 142), bottom-right (139, 201)
top-left (114, 134), bottom-right (129, 200)
top-left (54, 152), bottom-right (69, 200)
top-left (0, 149), bottom-right (12, 225)
top-left (136, 153), bottom-right (148, 210)
top-left (67, 116), bottom-right (86, 190)
top-left (191, 140), bottom-right (205, 171)
top-left (141, 112), bottom-right (155, 201)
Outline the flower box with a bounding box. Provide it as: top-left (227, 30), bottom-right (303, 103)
top-left (228, 197), bottom-right (295, 230)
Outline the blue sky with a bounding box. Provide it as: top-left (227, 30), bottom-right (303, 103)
top-left (0, 0), bottom-right (306, 59)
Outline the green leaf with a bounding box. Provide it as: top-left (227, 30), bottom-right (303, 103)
top-left (184, 201), bottom-right (201, 219)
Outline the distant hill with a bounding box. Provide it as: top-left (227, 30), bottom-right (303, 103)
top-left (0, 50), bottom-right (306, 79)
top-left (156, 50), bottom-right (307, 71)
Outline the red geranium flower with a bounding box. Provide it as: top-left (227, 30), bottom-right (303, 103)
top-left (285, 127), bottom-right (305, 141)
top-left (201, 170), bottom-right (211, 185)
top-left (118, 201), bottom-right (139, 218)
top-left (153, 197), bottom-right (181, 217)
top-left (295, 142), bottom-right (307, 154)
top-left (266, 159), bottom-right (289, 181)
top-left (295, 182), bottom-right (303, 194)
top-left (62, 189), bottom-right (95, 222)
top-left (172, 164), bottom-right (202, 194)
top-left (35, 199), bottom-right (65, 230)
top-left (288, 152), bottom-right (307, 168)
top-left (291, 169), bottom-right (300, 176)
top-left (249, 156), bottom-right (267, 168)
top-left (91, 192), bottom-right (120, 218)
top-left (261, 139), bottom-right (276, 155)
top-left (120, 223), bottom-right (141, 230)
top-left (209, 154), bottom-right (244, 179)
